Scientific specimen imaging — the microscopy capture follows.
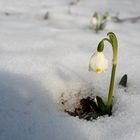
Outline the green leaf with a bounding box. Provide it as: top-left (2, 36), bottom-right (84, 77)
top-left (92, 12), bottom-right (98, 19)
top-left (99, 22), bottom-right (106, 30)
top-left (102, 12), bottom-right (109, 20)
top-left (96, 96), bottom-right (106, 114)
top-left (119, 74), bottom-right (127, 87)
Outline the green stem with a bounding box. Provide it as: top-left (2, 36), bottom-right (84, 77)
top-left (106, 32), bottom-right (118, 114)
top-left (95, 24), bottom-right (99, 33)
top-left (97, 32), bottom-right (118, 114)
top-left (106, 64), bottom-right (116, 114)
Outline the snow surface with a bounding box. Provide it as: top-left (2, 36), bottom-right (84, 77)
top-left (0, 0), bottom-right (140, 140)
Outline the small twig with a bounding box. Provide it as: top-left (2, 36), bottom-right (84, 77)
top-left (44, 12), bottom-right (49, 20)
top-left (111, 16), bottom-right (140, 23)
top-left (4, 12), bottom-right (11, 16)
top-left (69, 0), bottom-right (80, 6)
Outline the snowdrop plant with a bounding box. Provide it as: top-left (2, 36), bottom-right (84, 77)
top-left (69, 0), bottom-right (80, 6)
top-left (76, 0), bottom-right (80, 6)
top-left (91, 12), bottom-right (110, 33)
top-left (89, 32), bottom-right (118, 114)
top-left (91, 12), bottom-right (99, 33)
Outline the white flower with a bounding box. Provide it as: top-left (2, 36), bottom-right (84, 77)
top-left (89, 52), bottom-right (109, 73)
top-left (91, 17), bottom-right (98, 25)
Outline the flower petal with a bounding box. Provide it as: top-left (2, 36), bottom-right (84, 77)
top-left (89, 51), bottom-right (109, 73)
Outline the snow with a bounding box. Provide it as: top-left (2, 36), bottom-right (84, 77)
top-left (0, 0), bottom-right (140, 140)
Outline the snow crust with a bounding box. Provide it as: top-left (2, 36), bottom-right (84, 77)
top-left (0, 0), bottom-right (140, 139)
